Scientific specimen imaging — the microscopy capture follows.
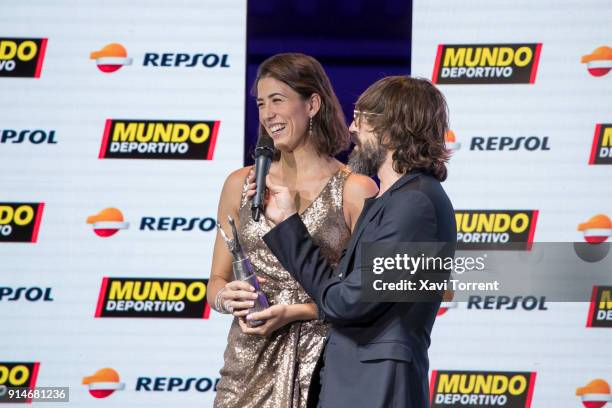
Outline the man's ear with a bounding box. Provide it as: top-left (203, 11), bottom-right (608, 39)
top-left (307, 93), bottom-right (322, 117)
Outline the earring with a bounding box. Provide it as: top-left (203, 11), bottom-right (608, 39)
top-left (309, 117), bottom-right (313, 136)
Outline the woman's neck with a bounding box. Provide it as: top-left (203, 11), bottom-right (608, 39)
top-left (277, 143), bottom-right (335, 186)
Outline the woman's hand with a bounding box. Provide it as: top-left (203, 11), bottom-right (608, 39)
top-left (218, 279), bottom-right (258, 317)
top-left (237, 304), bottom-right (292, 336)
top-left (245, 173), bottom-right (297, 225)
top-left (237, 303), bottom-right (318, 336)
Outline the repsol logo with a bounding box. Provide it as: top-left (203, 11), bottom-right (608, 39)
top-left (0, 203), bottom-right (45, 243)
top-left (470, 137), bottom-right (550, 151)
top-left (455, 210), bottom-right (538, 250)
top-left (589, 124), bottom-right (612, 165)
top-left (0, 287), bottom-right (53, 302)
top-left (433, 43), bottom-right (542, 84)
top-left (0, 38), bottom-right (47, 78)
top-left (140, 217), bottom-right (216, 232)
top-left (430, 370), bottom-right (536, 408)
top-left (587, 285), bottom-right (612, 328)
top-left (143, 53), bottom-right (230, 68)
top-left (467, 296), bottom-right (547, 311)
top-left (95, 277), bottom-right (210, 319)
top-left (135, 376), bottom-right (220, 392)
top-left (1, 129), bottom-right (57, 144)
top-left (0, 362), bottom-right (40, 403)
top-left (99, 119), bottom-right (220, 160)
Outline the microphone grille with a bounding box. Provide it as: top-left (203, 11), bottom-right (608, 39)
top-left (256, 133), bottom-right (275, 150)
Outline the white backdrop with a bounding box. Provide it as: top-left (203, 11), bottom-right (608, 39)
top-left (412, 1), bottom-right (612, 407)
top-left (1, 1), bottom-right (244, 406)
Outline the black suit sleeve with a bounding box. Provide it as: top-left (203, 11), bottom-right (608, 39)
top-left (263, 190), bottom-right (437, 325)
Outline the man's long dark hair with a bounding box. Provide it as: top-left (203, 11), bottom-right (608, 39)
top-left (355, 76), bottom-right (450, 181)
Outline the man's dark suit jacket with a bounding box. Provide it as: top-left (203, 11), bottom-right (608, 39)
top-left (263, 170), bottom-right (456, 408)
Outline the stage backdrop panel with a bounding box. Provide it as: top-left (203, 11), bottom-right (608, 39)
top-left (0, 1), bottom-right (245, 406)
top-left (412, 1), bottom-right (612, 407)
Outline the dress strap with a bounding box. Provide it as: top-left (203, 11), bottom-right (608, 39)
top-left (339, 165), bottom-right (352, 178)
top-left (332, 166), bottom-right (352, 210)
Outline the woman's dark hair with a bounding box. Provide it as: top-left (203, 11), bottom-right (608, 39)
top-left (252, 53), bottom-right (349, 157)
top-left (355, 76), bottom-right (450, 181)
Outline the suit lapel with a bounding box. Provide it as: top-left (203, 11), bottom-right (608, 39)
top-left (338, 171), bottom-right (424, 279)
top-left (337, 194), bottom-right (389, 277)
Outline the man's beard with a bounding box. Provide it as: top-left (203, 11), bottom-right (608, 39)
top-left (347, 138), bottom-right (386, 176)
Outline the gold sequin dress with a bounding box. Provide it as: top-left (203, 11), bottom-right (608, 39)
top-left (214, 167), bottom-right (352, 408)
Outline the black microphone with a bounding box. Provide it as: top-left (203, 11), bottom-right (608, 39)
top-left (251, 134), bottom-right (275, 221)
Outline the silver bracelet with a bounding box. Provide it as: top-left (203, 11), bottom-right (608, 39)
top-left (214, 287), bottom-right (232, 314)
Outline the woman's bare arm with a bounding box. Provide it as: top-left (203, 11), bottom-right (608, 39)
top-left (207, 167), bottom-right (257, 314)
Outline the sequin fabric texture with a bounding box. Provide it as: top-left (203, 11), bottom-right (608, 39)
top-left (214, 167), bottom-right (352, 408)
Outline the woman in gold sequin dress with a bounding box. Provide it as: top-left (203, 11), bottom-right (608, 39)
top-left (207, 53), bottom-right (378, 408)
